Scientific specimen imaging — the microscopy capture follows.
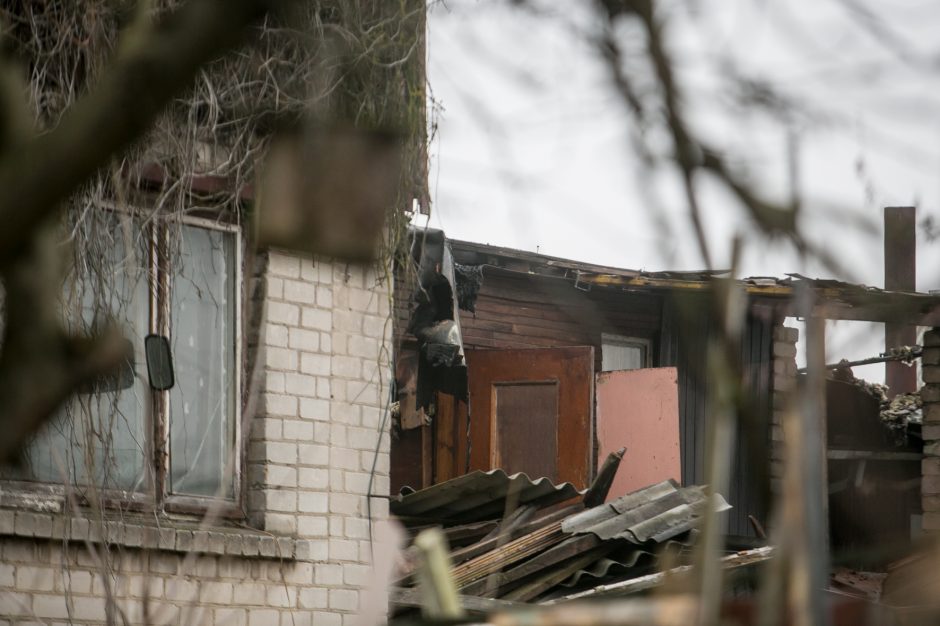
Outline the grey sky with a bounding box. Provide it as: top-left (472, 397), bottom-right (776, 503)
top-left (423, 0), bottom-right (940, 381)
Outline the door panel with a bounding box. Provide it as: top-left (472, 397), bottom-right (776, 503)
top-left (494, 381), bottom-right (559, 480)
top-left (463, 346), bottom-right (594, 489)
top-left (596, 367), bottom-right (680, 501)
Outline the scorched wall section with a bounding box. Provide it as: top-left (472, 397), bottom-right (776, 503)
top-left (455, 268), bottom-right (663, 370)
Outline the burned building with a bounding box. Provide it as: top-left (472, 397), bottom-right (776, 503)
top-left (392, 228), bottom-right (940, 552)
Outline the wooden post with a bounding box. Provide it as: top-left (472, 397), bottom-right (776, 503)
top-left (885, 206), bottom-right (917, 396)
top-left (413, 527), bottom-right (464, 619)
top-left (778, 285), bottom-right (829, 626)
top-left (800, 315), bottom-right (829, 626)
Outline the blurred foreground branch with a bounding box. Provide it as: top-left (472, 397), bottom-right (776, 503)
top-left (0, 0), bottom-right (285, 463)
top-left (594, 0), bottom-right (802, 267)
top-left (0, 224), bottom-right (129, 463)
top-left (0, 0), bottom-right (280, 265)
top-left (414, 527), bottom-right (465, 620)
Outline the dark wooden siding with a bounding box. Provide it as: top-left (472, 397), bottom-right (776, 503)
top-left (456, 267), bottom-right (663, 371)
top-left (660, 296), bottom-right (773, 541)
top-left (733, 312), bottom-right (773, 540)
top-left (825, 378), bottom-right (921, 566)
top-left (659, 300), bottom-right (708, 491)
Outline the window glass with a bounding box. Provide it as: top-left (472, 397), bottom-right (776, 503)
top-left (17, 214), bottom-right (150, 493)
top-left (7, 216), bottom-right (239, 503)
top-left (601, 335), bottom-right (649, 372)
top-left (169, 224), bottom-right (236, 498)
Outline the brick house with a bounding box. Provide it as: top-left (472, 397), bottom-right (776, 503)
top-left (0, 1), bottom-right (424, 623)
top-left (0, 250), bottom-right (394, 625)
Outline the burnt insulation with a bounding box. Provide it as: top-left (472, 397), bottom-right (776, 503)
top-left (454, 263), bottom-right (484, 313)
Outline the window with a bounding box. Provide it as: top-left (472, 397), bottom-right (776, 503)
top-left (8, 211), bottom-right (241, 510)
top-left (601, 334), bottom-right (651, 372)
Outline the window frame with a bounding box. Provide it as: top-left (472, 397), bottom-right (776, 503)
top-left (159, 213), bottom-right (243, 517)
top-left (600, 333), bottom-right (652, 372)
top-left (0, 207), bottom-right (245, 519)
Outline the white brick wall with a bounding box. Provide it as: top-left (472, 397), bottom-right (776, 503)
top-left (770, 323), bottom-right (798, 492)
top-left (0, 250), bottom-right (394, 624)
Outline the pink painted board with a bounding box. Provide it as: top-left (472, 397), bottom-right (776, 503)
top-left (596, 367), bottom-right (681, 501)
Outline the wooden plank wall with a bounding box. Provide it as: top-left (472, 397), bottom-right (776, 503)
top-left (456, 267), bottom-right (663, 370)
top-left (394, 265), bottom-right (663, 362)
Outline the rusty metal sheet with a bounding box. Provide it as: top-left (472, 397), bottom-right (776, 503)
top-left (391, 469), bottom-right (584, 523)
top-left (561, 479), bottom-right (729, 544)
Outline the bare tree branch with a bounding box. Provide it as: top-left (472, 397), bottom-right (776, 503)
top-left (0, 223), bottom-right (129, 464)
top-left (0, 0), bottom-right (291, 462)
top-left (0, 0), bottom-right (281, 266)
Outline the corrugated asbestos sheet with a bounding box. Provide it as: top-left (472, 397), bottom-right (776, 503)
top-left (392, 473), bottom-right (740, 609)
top-left (561, 480), bottom-right (729, 543)
top-left (391, 469), bottom-right (583, 522)
top-left (555, 534), bottom-right (696, 589)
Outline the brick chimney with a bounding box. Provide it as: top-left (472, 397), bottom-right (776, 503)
top-left (884, 206), bottom-right (917, 396)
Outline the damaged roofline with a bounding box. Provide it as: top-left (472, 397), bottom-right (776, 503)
top-left (448, 238), bottom-right (940, 326)
top-left (566, 272), bottom-right (940, 325)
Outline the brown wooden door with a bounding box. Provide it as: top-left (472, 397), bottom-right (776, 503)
top-left (454, 346), bottom-right (595, 489)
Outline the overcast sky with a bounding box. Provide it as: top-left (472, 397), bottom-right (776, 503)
top-left (422, 0), bottom-right (940, 381)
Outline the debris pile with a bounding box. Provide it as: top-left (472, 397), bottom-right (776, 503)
top-left (831, 568), bottom-right (887, 602)
top-left (829, 364), bottom-right (923, 445)
top-left (389, 451), bottom-right (770, 614)
top-left (881, 392), bottom-right (922, 439)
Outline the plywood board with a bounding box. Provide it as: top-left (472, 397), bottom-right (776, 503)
top-left (596, 367), bottom-right (680, 500)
